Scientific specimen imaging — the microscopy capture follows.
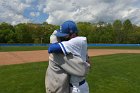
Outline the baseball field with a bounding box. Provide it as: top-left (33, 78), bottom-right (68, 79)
top-left (0, 47), bottom-right (140, 93)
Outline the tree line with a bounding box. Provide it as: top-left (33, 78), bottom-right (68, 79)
top-left (0, 19), bottom-right (140, 44)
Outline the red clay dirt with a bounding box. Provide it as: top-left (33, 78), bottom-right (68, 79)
top-left (0, 49), bottom-right (140, 65)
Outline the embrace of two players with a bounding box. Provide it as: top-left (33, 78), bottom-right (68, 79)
top-left (46, 20), bottom-right (91, 93)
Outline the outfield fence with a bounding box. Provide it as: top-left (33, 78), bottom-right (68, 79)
top-left (0, 44), bottom-right (49, 46)
top-left (0, 44), bottom-right (140, 47)
top-left (88, 44), bottom-right (140, 47)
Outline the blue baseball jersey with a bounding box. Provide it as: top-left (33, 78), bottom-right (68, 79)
top-left (48, 36), bottom-right (88, 84)
top-left (59, 37), bottom-right (87, 62)
top-left (48, 36), bottom-right (87, 62)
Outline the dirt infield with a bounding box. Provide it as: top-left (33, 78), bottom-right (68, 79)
top-left (0, 49), bottom-right (140, 65)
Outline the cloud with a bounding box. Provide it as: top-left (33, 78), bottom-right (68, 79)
top-left (0, 0), bottom-right (140, 25)
top-left (30, 12), bottom-right (40, 17)
top-left (25, 0), bottom-right (35, 4)
top-left (0, 0), bottom-right (49, 25)
top-left (45, 0), bottom-right (140, 25)
top-left (0, 0), bottom-right (30, 25)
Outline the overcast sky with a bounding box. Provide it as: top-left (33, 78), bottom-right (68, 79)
top-left (0, 0), bottom-right (140, 25)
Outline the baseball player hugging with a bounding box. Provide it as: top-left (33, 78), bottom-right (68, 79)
top-left (48, 21), bottom-right (90, 93)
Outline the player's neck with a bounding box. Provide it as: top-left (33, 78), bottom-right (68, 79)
top-left (70, 33), bottom-right (77, 39)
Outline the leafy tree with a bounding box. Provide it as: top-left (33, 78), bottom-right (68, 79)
top-left (0, 29), bottom-right (14, 43)
top-left (113, 20), bottom-right (123, 43)
top-left (0, 19), bottom-right (140, 44)
top-left (123, 19), bottom-right (133, 32)
top-left (122, 19), bottom-right (133, 43)
top-left (0, 22), bottom-right (15, 43)
top-left (87, 25), bottom-right (96, 43)
top-left (0, 22), bottom-right (14, 31)
top-left (15, 23), bottom-right (33, 43)
top-left (77, 22), bottom-right (92, 37)
top-left (43, 24), bottom-right (59, 43)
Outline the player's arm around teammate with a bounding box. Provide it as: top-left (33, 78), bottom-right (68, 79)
top-left (45, 30), bottom-right (90, 93)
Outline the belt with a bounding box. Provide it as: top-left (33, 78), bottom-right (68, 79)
top-left (70, 80), bottom-right (85, 87)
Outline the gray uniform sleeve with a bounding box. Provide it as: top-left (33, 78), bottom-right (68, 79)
top-left (50, 30), bottom-right (60, 43)
top-left (49, 54), bottom-right (89, 76)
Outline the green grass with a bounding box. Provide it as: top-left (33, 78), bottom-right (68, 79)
top-left (0, 54), bottom-right (140, 93)
top-left (88, 46), bottom-right (140, 49)
top-left (0, 46), bottom-right (48, 52)
top-left (0, 62), bottom-right (48, 93)
top-left (0, 46), bottom-right (140, 52)
top-left (87, 54), bottom-right (140, 93)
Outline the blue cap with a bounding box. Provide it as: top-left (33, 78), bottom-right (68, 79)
top-left (55, 20), bottom-right (78, 37)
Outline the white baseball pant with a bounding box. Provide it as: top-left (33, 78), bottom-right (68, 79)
top-left (70, 81), bottom-right (89, 93)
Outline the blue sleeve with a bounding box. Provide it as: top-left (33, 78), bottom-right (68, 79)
top-left (48, 43), bottom-right (63, 53)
